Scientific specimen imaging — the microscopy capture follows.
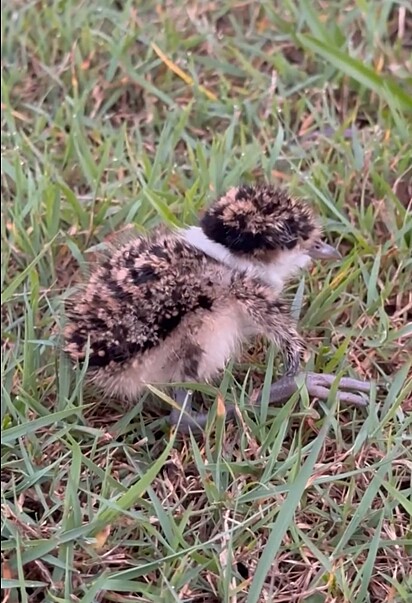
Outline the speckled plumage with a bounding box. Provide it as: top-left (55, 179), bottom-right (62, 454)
top-left (63, 185), bottom-right (324, 404)
top-left (200, 184), bottom-right (320, 258)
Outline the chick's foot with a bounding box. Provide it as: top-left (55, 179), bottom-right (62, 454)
top-left (262, 372), bottom-right (371, 408)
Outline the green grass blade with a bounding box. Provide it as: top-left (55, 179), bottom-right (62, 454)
top-left (297, 34), bottom-right (412, 113)
top-left (247, 409), bottom-right (334, 603)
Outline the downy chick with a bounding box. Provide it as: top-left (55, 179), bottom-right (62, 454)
top-left (63, 184), bottom-right (370, 431)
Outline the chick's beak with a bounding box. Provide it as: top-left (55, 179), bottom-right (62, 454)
top-left (309, 241), bottom-right (342, 261)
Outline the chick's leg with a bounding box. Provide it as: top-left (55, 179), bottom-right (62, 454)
top-left (233, 278), bottom-right (305, 378)
top-left (168, 389), bottom-right (236, 434)
top-left (168, 389), bottom-right (199, 433)
top-left (168, 340), bottom-right (219, 433)
top-left (232, 278), bottom-right (371, 409)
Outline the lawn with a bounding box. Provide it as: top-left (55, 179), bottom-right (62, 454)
top-left (1, 1), bottom-right (412, 602)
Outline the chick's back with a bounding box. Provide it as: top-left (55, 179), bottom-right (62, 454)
top-left (64, 228), bottom-right (227, 395)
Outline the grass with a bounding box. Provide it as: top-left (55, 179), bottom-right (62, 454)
top-left (1, 1), bottom-right (412, 602)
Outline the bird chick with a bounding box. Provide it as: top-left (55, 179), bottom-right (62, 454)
top-left (63, 184), bottom-right (370, 432)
